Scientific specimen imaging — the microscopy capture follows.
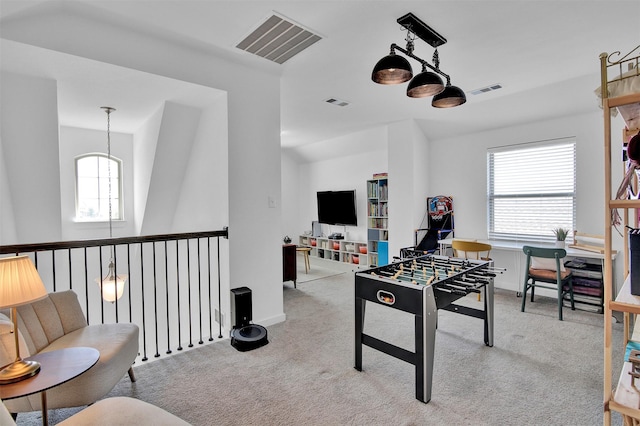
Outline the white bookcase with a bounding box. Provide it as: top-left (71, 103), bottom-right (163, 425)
top-left (298, 235), bottom-right (368, 267)
top-left (367, 175), bottom-right (389, 267)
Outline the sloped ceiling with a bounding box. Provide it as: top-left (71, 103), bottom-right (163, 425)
top-left (1, 0), bottom-right (638, 149)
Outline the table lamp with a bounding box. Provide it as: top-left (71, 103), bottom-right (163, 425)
top-left (0, 255), bottom-right (48, 384)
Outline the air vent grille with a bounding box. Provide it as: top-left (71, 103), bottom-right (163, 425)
top-left (236, 13), bottom-right (321, 64)
top-left (470, 84), bottom-right (503, 96)
top-left (325, 98), bottom-right (350, 107)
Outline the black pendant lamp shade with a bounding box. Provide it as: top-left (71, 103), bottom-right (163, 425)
top-left (371, 52), bottom-right (413, 85)
top-left (431, 84), bottom-right (467, 108)
top-left (406, 65), bottom-right (445, 98)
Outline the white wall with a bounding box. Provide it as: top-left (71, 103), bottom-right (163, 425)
top-left (133, 107), bottom-right (162, 236)
top-left (171, 100), bottom-right (228, 233)
top-left (0, 71), bottom-right (62, 244)
top-left (281, 149), bottom-right (300, 242)
top-left (428, 110), bottom-right (624, 292)
top-left (1, 9), bottom-right (284, 327)
top-left (295, 128), bottom-right (388, 244)
top-left (58, 126), bottom-right (136, 241)
top-left (387, 120), bottom-right (430, 257)
top-left (138, 101), bottom-right (202, 235)
top-left (290, 109), bottom-right (626, 293)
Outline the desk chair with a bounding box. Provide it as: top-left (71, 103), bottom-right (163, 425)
top-left (521, 246), bottom-right (575, 321)
top-left (452, 240), bottom-right (492, 301)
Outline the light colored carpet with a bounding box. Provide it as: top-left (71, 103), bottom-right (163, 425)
top-left (18, 268), bottom-right (626, 425)
top-left (293, 254), bottom-right (358, 285)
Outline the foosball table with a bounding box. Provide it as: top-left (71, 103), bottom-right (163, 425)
top-left (354, 254), bottom-right (497, 403)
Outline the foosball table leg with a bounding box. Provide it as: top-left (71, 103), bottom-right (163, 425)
top-left (484, 280), bottom-right (495, 347)
top-left (416, 286), bottom-right (437, 403)
top-left (355, 297), bottom-right (364, 372)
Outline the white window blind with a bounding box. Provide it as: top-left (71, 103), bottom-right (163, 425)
top-left (487, 138), bottom-right (576, 241)
top-left (75, 154), bottom-right (123, 221)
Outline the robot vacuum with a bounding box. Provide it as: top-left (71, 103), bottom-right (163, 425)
top-left (230, 286), bottom-right (269, 352)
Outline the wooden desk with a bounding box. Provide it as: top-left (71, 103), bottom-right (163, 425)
top-left (438, 238), bottom-right (616, 260)
top-left (0, 347), bottom-right (100, 425)
top-left (437, 238), bottom-right (617, 311)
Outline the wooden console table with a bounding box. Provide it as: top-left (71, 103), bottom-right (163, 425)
top-left (283, 244), bottom-right (297, 287)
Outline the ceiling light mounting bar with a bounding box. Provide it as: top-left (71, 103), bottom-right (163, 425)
top-left (397, 13), bottom-right (446, 48)
top-left (391, 43), bottom-right (451, 85)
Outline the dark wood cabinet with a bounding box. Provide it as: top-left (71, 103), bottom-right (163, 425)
top-left (283, 244), bottom-right (296, 288)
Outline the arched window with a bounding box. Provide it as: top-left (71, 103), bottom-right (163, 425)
top-left (75, 154), bottom-right (123, 221)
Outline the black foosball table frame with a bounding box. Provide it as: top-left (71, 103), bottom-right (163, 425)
top-left (354, 254), bottom-right (495, 403)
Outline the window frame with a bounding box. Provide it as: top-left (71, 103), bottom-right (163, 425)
top-left (487, 138), bottom-right (576, 242)
top-left (75, 153), bottom-right (124, 222)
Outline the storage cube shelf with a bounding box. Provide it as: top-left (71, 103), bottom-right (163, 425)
top-left (298, 236), bottom-right (368, 267)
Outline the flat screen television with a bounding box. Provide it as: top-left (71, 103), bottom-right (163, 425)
top-left (316, 190), bottom-right (357, 226)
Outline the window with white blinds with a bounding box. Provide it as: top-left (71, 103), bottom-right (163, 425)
top-left (487, 138), bottom-right (576, 241)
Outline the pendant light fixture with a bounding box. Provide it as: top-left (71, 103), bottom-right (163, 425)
top-left (372, 47), bottom-right (413, 85)
top-left (95, 106), bottom-right (126, 303)
top-left (432, 83), bottom-right (467, 108)
top-left (371, 13), bottom-right (465, 108)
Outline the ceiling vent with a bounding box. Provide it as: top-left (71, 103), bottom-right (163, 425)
top-left (236, 13), bottom-right (322, 64)
top-left (470, 84), bottom-right (503, 96)
top-left (325, 98), bottom-right (350, 107)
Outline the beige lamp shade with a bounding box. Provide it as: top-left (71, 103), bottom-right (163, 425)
top-left (0, 255), bottom-right (48, 309)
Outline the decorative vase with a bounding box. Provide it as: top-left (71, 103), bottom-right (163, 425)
top-left (555, 240), bottom-right (565, 248)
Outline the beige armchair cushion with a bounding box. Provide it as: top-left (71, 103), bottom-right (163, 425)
top-left (0, 291), bottom-right (139, 413)
top-left (58, 397), bottom-right (191, 425)
top-left (1, 397), bottom-right (190, 425)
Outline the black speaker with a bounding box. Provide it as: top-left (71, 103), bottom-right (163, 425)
top-left (231, 286), bottom-right (252, 328)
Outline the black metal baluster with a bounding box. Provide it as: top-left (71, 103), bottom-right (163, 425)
top-left (99, 247), bottom-right (104, 324)
top-left (165, 241), bottom-right (171, 355)
top-left (140, 243), bottom-right (148, 361)
top-left (114, 243), bottom-right (119, 324)
top-left (68, 249), bottom-right (72, 291)
top-left (176, 240), bottom-right (182, 351)
top-left (127, 244), bottom-right (132, 323)
top-left (187, 240), bottom-right (193, 348)
top-left (217, 237), bottom-right (223, 338)
top-left (152, 242), bottom-right (160, 358)
top-left (52, 250), bottom-right (56, 292)
top-left (208, 237), bottom-right (213, 342)
top-left (84, 247), bottom-right (89, 324)
top-left (197, 238), bottom-right (203, 345)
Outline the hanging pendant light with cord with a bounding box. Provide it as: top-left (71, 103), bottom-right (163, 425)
top-left (95, 106), bottom-right (126, 303)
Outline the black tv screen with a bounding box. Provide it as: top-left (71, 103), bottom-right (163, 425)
top-left (317, 190), bottom-right (358, 226)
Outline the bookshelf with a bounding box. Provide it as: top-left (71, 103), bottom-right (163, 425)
top-left (298, 235), bottom-right (368, 267)
top-left (367, 174), bottom-right (389, 267)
